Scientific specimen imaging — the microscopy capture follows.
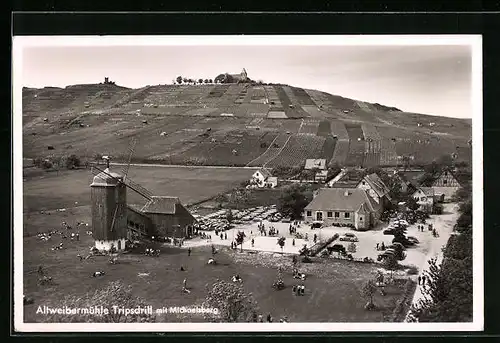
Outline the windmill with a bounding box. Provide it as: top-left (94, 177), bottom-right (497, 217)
top-left (89, 138), bottom-right (153, 251)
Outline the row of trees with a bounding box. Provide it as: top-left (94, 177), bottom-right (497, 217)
top-left (410, 182), bottom-right (472, 322)
top-left (175, 76), bottom-right (214, 85)
top-left (33, 154), bottom-right (82, 170)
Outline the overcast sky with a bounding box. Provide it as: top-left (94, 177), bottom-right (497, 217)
top-left (21, 45), bottom-right (472, 118)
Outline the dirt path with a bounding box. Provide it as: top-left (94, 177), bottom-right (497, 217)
top-left (404, 203), bottom-right (460, 322)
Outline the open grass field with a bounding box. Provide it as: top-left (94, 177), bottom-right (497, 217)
top-left (23, 165), bottom-right (255, 213)
top-left (23, 83), bottom-right (472, 169)
top-left (23, 229), bottom-right (409, 323)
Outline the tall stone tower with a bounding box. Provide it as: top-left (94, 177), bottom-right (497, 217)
top-left (90, 165), bottom-right (128, 251)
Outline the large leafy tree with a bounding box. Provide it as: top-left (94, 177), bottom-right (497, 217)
top-left (235, 231), bottom-right (246, 252)
top-left (277, 184), bottom-right (313, 220)
top-left (361, 280), bottom-right (377, 310)
top-left (203, 280), bottom-right (259, 322)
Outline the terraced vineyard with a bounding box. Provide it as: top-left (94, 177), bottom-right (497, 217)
top-left (169, 130), bottom-right (279, 166)
top-left (207, 84), bottom-right (230, 98)
top-left (361, 124), bottom-right (382, 167)
top-left (320, 136), bottom-right (337, 162)
top-left (265, 134), bottom-right (326, 168)
top-left (330, 120), bottom-right (350, 140)
top-left (282, 86), bottom-right (299, 105)
top-left (291, 87), bottom-right (316, 105)
top-left (274, 86), bottom-right (310, 119)
top-left (330, 139), bottom-right (350, 165)
top-left (317, 120), bottom-right (331, 137)
top-left (380, 138), bottom-right (398, 166)
top-left (234, 84), bottom-right (250, 104)
top-left (23, 82), bottom-right (472, 169)
top-left (301, 105), bottom-right (336, 119)
top-left (246, 134), bottom-right (291, 167)
top-left (344, 123), bottom-right (365, 167)
top-left (299, 119), bottom-right (320, 134)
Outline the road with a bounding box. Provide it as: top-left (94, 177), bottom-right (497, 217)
top-left (110, 162), bottom-right (261, 170)
top-left (404, 203), bottom-right (460, 322)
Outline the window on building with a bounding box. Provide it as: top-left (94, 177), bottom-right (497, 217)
top-left (362, 181), bottom-right (366, 185)
top-left (306, 211), bottom-right (312, 217)
top-left (443, 179), bottom-right (448, 185)
top-left (335, 212), bottom-right (340, 218)
top-left (344, 212), bottom-right (350, 219)
top-left (360, 216), bottom-right (363, 221)
top-left (327, 211), bottom-right (333, 218)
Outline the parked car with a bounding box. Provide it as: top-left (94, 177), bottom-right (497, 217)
top-left (282, 218), bottom-right (291, 223)
top-left (383, 228), bottom-right (396, 235)
top-left (310, 221), bottom-right (322, 229)
top-left (406, 236), bottom-right (420, 244)
top-left (339, 233), bottom-right (359, 242)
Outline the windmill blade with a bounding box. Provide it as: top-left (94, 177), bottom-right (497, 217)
top-left (124, 178), bottom-right (153, 200)
top-left (121, 137), bottom-right (137, 179)
top-left (91, 164), bottom-right (153, 201)
top-left (110, 205), bottom-right (119, 233)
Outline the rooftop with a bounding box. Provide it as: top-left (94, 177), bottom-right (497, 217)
top-left (90, 168), bottom-right (123, 187)
top-left (362, 173), bottom-right (391, 198)
top-left (305, 188), bottom-right (379, 212)
top-left (141, 196), bottom-right (181, 215)
top-left (305, 159), bottom-right (327, 170)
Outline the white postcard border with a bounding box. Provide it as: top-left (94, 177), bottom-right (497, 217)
top-left (13, 34), bottom-right (483, 332)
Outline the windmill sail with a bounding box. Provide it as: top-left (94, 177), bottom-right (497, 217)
top-left (91, 164), bottom-right (153, 200)
top-left (121, 138), bottom-right (137, 179)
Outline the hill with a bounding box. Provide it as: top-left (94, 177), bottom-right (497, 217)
top-left (22, 82), bottom-right (472, 168)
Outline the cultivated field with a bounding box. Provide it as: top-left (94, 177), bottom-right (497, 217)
top-left (265, 134), bottom-right (326, 168)
top-left (23, 166), bottom-right (255, 213)
top-left (23, 83), bottom-right (472, 168)
top-left (344, 123), bottom-right (366, 167)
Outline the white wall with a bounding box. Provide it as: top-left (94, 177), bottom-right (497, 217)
top-left (95, 238), bottom-right (126, 251)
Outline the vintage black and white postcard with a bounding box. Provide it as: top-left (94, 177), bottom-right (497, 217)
top-left (13, 35), bottom-right (483, 332)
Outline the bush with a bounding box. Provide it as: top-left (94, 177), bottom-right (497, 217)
top-left (66, 154), bottom-right (81, 169)
top-left (41, 159), bottom-right (53, 169)
top-left (301, 256), bottom-right (312, 263)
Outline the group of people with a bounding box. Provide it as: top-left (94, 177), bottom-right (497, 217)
top-left (218, 232), bottom-right (229, 240)
top-left (292, 284), bottom-right (306, 296)
top-left (375, 242), bottom-right (386, 251)
top-left (288, 221), bottom-right (300, 235)
top-left (418, 274), bottom-right (431, 289)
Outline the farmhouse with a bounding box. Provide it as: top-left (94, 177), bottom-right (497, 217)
top-left (303, 188), bottom-right (381, 230)
top-left (431, 169), bottom-right (461, 202)
top-left (411, 187), bottom-right (435, 213)
top-left (304, 159), bottom-right (328, 183)
top-left (327, 169), bottom-right (360, 188)
top-left (250, 168), bottom-right (278, 188)
top-left (140, 196), bottom-right (196, 238)
top-left (356, 173), bottom-right (392, 209)
top-left (392, 169), bottom-right (426, 194)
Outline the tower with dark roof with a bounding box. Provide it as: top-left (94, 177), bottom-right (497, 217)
top-left (90, 167), bottom-right (128, 251)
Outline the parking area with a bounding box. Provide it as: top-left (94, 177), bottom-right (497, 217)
top-left (186, 203), bottom-right (460, 270)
